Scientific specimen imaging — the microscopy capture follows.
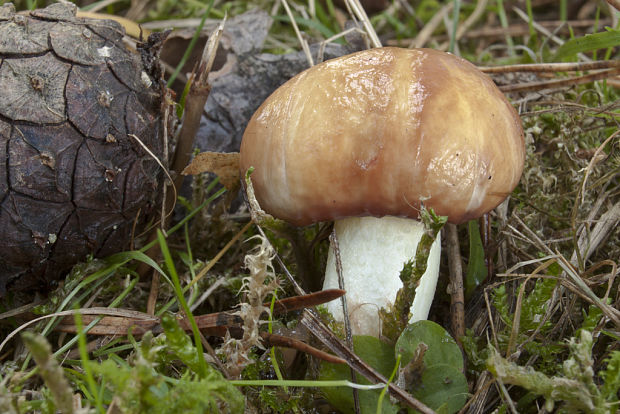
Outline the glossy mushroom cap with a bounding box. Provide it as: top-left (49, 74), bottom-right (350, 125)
top-left (240, 47), bottom-right (524, 226)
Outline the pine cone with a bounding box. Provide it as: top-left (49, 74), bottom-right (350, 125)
top-left (0, 3), bottom-right (165, 294)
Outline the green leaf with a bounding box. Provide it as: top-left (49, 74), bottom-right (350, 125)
top-left (395, 321), bottom-right (468, 413)
top-left (395, 321), bottom-right (464, 370)
top-left (319, 336), bottom-right (399, 414)
top-left (465, 220), bottom-right (487, 298)
top-left (554, 28), bottom-right (620, 60)
top-left (409, 364), bottom-right (469, 414)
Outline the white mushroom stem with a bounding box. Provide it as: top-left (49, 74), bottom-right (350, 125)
top-left (323, 216), bottom-right (441, 337)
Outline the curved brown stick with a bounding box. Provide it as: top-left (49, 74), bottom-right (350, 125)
top-left (261, 332), bottom-right (346, 364)
top-left (499, 68), bottom-right (620, 93)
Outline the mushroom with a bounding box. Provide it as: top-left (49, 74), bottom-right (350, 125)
top-left (240, 47), bottom-right (524, 337)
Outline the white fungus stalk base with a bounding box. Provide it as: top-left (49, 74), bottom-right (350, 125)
top-left (323, 216), bottom-right (441, 337)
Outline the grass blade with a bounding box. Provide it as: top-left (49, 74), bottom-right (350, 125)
top-left (157, 229), bottom-right (209, 378)
top-left (555, 28), bottom-right (620, 60)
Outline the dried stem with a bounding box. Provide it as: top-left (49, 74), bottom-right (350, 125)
top-left (499, 68), bottom-right (620, 93)
top-left (328, 229), bottom-right (361, 413)
top-left (146, 273), bottom-right (159, 316)
top-left (481, 60), bottom-right (620, 73)
top-left (281, 0), bottom-right (314, 67)
top-left (409, 2), bottom-right (452, 48)
top-left (438, 0), bottom-right (489, 51)
top-left (166, 20), bottom-right (225, 214)
top-left (344, 0), bottom-right (382, 47)
top-left (260, 332), bottom-right (345, 364)
top-left (140, 21), bottom-right (224, 289)
top-left (446, 224), bottom-right (465, 345)
top-left (389, 19), bottom-right (613, 46)
top-left (579, 130), bottom-right (619, 204)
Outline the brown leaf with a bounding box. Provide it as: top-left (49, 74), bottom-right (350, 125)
top-left (182, 151), bottom-right (240, 190)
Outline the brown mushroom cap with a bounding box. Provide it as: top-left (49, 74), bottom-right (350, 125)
top-left (240, 47), bottom-right (524, 226)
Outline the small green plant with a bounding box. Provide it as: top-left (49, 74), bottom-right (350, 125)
top-left (464, 263), bottom-right (608, 377)
top-left (91, 320), bottom-right (244, 414)
top-left (465, 220), bottom-right (488, 297)
top-left (487, 330), bottom-right (620, 413)
top-left (490, 275), bottom-right (565, 371)
top-left (12, 323), bottom-right (244, 414)
top-left (21, 332), bottom-right (74, 413)
top-left (320, 320), bottom-right (468, 413)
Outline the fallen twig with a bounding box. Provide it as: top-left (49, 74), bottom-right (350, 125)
top-left (53, 290), bottom-right (348, 364)
top-left (261, 332), bottom-right (345, 364)
top-left (481, 60), bottom-right (620, 73)
top-left (499, 67), bottom-right (620, 93)
top-left (446, 224), bottom-right (465, 345)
